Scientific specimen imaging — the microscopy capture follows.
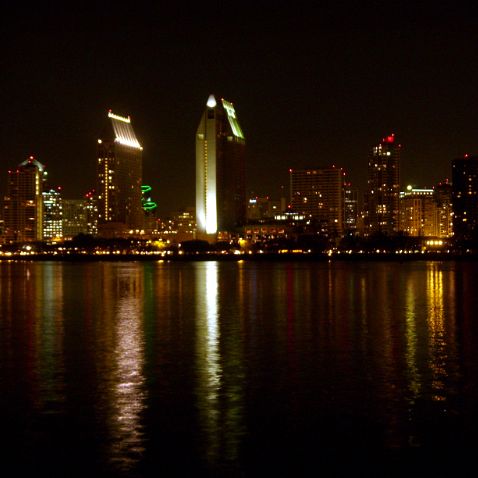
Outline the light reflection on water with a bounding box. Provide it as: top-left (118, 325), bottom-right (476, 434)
top-left (1, 259), bottom-right (477, 476)
top-left (38, 262), bottom-right (66, 414)
top-left (109, 265), bottom-right (146, 472)
top-left (405, 272), bottom-right (421, 401)
top-left (195, 261), bottom-right (222, 463)
top-left (194, 261), bottom-right (246, 469)
top-left (426, 262), bottom-right (458, 405)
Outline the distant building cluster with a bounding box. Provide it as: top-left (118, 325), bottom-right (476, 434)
top-left (1, 98), bottom-right (478, 251)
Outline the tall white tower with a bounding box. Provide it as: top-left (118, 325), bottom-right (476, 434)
top-left (196, 94), bottom-right (245, 240)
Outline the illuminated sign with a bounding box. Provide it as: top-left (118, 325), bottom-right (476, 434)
top-left (141, 185), bottom-right (157, 212)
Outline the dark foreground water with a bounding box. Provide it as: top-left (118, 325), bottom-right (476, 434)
top-left (1, 260), bottom-right (478, 477)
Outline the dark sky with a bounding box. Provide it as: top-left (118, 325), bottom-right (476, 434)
top-left (1, 1), bottom-right (478, 215)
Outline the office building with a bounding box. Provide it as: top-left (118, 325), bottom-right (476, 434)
top-left (196, 94), bottom-right (246, 240)
top-left (2, 156), bottom-right (45, 243)
top-left (43, 187), bottom-right (63, 240)
top-left (452, 154), bottom-right (478, 242)
top-left (97, 110), bottom-right (143, 237)
top-left (364, 134), bottom-right (400, 235)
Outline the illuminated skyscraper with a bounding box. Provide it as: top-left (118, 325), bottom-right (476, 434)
top-left (364, 134), bottom-right (400, 235)
top-left (196, 94), bottom-right (246, 239)
top-left (2, 156), bottom-right (45, 243)
top-left (452, 154), bottom-right (478, 242)
top-left (43, 187), bottom-right (63, 240)
top-left (97, 110), bottom-right (143, 237)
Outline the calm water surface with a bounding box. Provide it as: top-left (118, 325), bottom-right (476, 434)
top-left (1, 260), bottom-right (478, 477)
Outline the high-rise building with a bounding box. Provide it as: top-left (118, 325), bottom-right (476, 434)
top-left (452, 154), bottom-right (478, 242)
top-left (434, 181), bottom-right (453, 238)
top-left (290, 169), bottom-right (322, 217)
top-left (2, 156), bottom-right (45, 243)
top-left (364, 134), bottom-right (400, 236)
top-left (343, 182), bottom-right (358, 233)
top-left (62, 199), bottom-right (88, 240)
top-left (289, 166), bottom-right (344, 237)
top-left (400, 186), bottom-right (436, 237)
top-left (43, 187), bottom-right (63, 240)
top-left (97, 110), bottom-right (143, 237)
top-left (62, 191), bottom-right (98, 240)
top-left (84, 189), bottom-right (98, 236)
top-left (196, 94), bottom-right (246, 240)
top-left (400, 183), bottom-right (454, 239)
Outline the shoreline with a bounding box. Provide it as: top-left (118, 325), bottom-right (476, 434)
top-left (2, 252), bottom-right (478, 262)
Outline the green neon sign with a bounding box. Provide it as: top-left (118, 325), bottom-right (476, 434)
top-left (141, 184), bottom-right (158, 212)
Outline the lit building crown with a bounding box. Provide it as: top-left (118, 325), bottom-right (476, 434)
top-left (221, 99), bottom-right (244, 140)
top-left (19, 156), bottom-right (45, 172)
top-left (207, 94), bottom-right (217, 108)
top-left (108, 110), bottom-right (142, 150)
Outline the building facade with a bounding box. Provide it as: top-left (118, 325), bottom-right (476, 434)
top-left (43, 187), bottom-right (63, 240)
top-left (196, 95), bottom-right (246, 240)
top-left (452, 154), bottom-right (478, 242)
top-left (247, 196), bottom-right (281, 221)
top-left (97, 110), bottom-right (143, 237)
top-left (2, 156), bottom-right (45, 243)
top-left (400, 187), bottom-right (436, 237)
top-left (289, 166), bottom-right (344, 237)
top-left (62, 192), bottom-right (99, 240)
top-left (434, 181), bottom-right (453, 238)
top-left (364, 134), bottom-right (400, 236)
top-left (343, 182), bottom-right (359, 233)
top-left (157, 208), bottom-right (196, 244)
top-left (62, 199), bottom-right (88, 240)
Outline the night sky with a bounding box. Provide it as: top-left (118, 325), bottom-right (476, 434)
top-left (1, 2), bottom-right (478, 215)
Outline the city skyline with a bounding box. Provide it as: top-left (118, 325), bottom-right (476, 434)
top-left (2, 3), bottom-right (478, 215)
